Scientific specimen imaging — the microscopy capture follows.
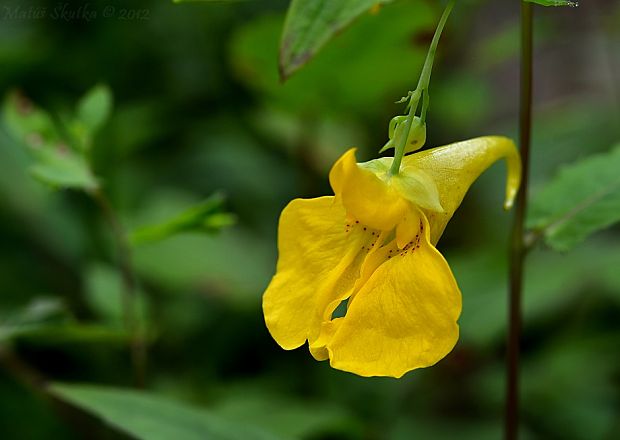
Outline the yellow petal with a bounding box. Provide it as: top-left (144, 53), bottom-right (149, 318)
top-left (263, 197), bottom-right (366, 350)
top-left (395, 210), bottom-right (421, 249)
top-left (325, 216), bottom-right (461, 378)
top-left (309, 318), bottom-right (343, 361)
top-left (310, 228), bottom-right (391, 359)
top-left (329, 149), bottom-right (409, 231)
top-left (403, 136), bottom-right (521, 244)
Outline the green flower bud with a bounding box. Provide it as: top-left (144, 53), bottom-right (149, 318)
top-left (379, 116), bottom-right (426, 154)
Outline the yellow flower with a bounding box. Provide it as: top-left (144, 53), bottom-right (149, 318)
top-left (263, 136), bottom-right (521, 378)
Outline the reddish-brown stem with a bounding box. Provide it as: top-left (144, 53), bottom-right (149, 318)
top-left (506, 2), bottom-right (533, 439)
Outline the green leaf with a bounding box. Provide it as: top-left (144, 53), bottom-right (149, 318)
top-left (172, 0), bottom-right (246, 3)
top-left (17, 325), bottom-right (129, 345)
top-left (49, 384), bottom-right (284, 440)
top-left (28, 148), bottom-right (99, 191)
top-left (527, 145), bottom-right (620, 251)
top-left (77, 84), bottom-right (112, 134)
top-left (0, 298), bottom-right (126, 345)
top-left (0, 298), bottom-right (67, 343)
top-left (130, 188), bottom-right (272, 300)
top-left (3, 91), bottom-right (99, 191)
top-left (279, 0), bottom-right (393, 79)
top-left (130, 193), bottom-right (235, 245)
top-left (3, 90), bottom-right (63, 148)
top-left (213, 392), bottom-right (359, 439)
top-left (231, 1), bottom-right (433, 117)
top-left (71, 84), bottom-right (113, 150)
top-left (524, 0), bottom-right (579, 6)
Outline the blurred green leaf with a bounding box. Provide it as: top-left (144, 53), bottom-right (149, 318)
top-left (474, 337), bottom-right (618, 440)
top-left (0, 129), bottom-right (87, 262)
top-left (527, 99), bottom-right (620, 185)
top-left (173, 0), bottom-right (244, 2)
top-left (213, 392), bottom-right (359, 439)
top-left (130, 193), bottom-right (235, 245)
top-left (28, 148), bottom-right (99, 190)
top-left (128, 188), bottom-right (272, 301)
top-left (17, 324), bottom-right (128, 345)
top-left (71, 84), bottom-right (113, 150)
top-left (388, 418), bottom-right (528, 440)
top-left (474, 24), bottom-right (520, 69)
top-left (432, 73), bottom-right (491, 132)
top-left (231, 0), bottom-right (433, 117)
top-left (279, 0), bottom-right (393, 79)
top-left (3, 90), bottom-right (63, 147)
top-left (0, 298), bottom-right (127, 345)
top-left (450, 239), bottom-right (620, 346)
top-left (84, 263), bottom-right (148, 329)
top-left (527, 144), bottom-right (620, 251)
top-left (522, 341), bottom-right (618, 440)
top-left (103, 100), bottom-right (167, 158)
top-left (77, 84), bottom-right (112, 136)
top-left (49, 384), bottom-right (285, 440)
top-left (133, 227), bottom-right (273, 303)
top-left (0, 298), bottom-right (67, 343)
top-left (524, 0), bottom-right (579, 6)
top-left (3, 91), bottom-right (99, 191)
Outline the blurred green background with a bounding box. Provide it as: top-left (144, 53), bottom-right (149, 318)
top-left (0, 0), bottom-right (619, 439)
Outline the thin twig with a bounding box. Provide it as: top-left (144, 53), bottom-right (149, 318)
top-left (506, 2), bottom-right (533, 439)
top-left (0, 345), bottom-right (47, 392)
top-left (91, 189), bottom-right (146, 388)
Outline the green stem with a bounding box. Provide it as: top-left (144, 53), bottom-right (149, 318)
top-left (416, 0), bottom-right (454, 91)
top-left (389, 91), bottom-right (420, 175)
top-left (0, 346), bottom-right (47, 392)
top-left (92, 189), bottom-right (147, 388)
top-left (506, 2), bottom-right (533, 439)
top-left (389, 0), bottom-right (454, 176)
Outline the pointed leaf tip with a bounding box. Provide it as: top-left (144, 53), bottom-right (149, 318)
top-left (279, 0), bottom-right (394, 80)
top-left (525, 0), bottom-right (579, 7)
